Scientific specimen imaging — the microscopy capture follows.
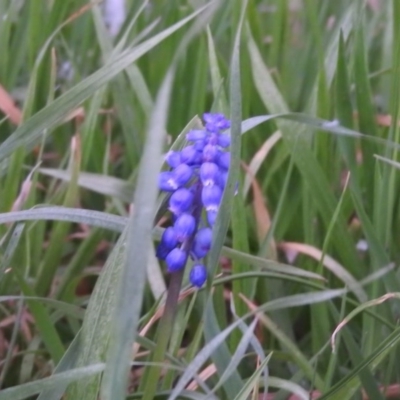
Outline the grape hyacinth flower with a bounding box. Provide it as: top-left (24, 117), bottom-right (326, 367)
top-left (156, 113), bottom-right (231, 288)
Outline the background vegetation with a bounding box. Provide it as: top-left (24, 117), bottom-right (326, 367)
top-left (0, 0), bottom-right (400, 399)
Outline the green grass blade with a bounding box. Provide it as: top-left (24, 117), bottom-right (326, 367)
top-left (202, 1), bottom-right (248, 397)
top-left (211, 318), bottom-right (258, 393)
top-left (168, 320), bottom-right (240, 400)
top-left (36, 331), bottom-right (83, 400)
top-left (0, 207), bottom-right (126, 232)
top-left (266, 377), bottom-right (310, 400)
top-left (0, 364), bottom-right (105, 400)
top-left (64, 228), bottom-right (128, 399)
top-left (320, 326), bottom-right (400, 399)
top-left (12, 271), bottom-right (65, 363)
top-left (233, 355), bottom-right (271, 400)
top-left (38, 168), bottom-right (134, 202)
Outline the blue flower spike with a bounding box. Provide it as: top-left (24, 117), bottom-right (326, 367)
top-left (156, 112), bottom-right (231, 288)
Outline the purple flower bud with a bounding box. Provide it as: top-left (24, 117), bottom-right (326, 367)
top-left (203, 113), bottom-right (216, 123)
top-left (161, 227), bottom-right (179, 249)
top-left (187, 129), bottom-right (206, 142)
top-left (203, 144), bottom-right (218, 162)
top-left (216, 119), bottom-right (230, 130)
top-left (205, 123), bottom-right (217, 132)
top-left (207, 133), bottom-right (219, 145)
top-left (192, 227), bottom-right (212, 259)
top-left (203, 113), bottom-right (230, 132)
top-left (189, 264), bottom-right (207, 287)
top-left (200, 162), bottom-right (220, 186)
top-left (156, 243), bottom-right (170, 260)
top-left (203, 113), bottom-right (219, 122)
top-left (166, 248), bottom-right (187, 272)
top-left (159, 172), bottom-right (179, 192)
top-left (169, 188), bottom-right (194, 215)
top-left (217, 134), bottom-right (231, 148)
top-left (165, 151), bottom-right (181, 168)
top-left (201, 185), bottom-right (222, 211)
top-left (158, 163), bottom-right (193, 192)
top-left (219, 171), bottom-right (228, 189)
top-left (217, 151), bottom-right (230, 170)
top-left (156, 226), bottom-right (179, 259)
top-left (207, 210), bottom-right (218, 226)
top-left (172, 163), bottom-right (193, 187)
top-left (194, 139), bottom-right (206, 151)
top-left (180, 145), bottom-right (198, 165)
top-left (174, 213), bottom-right (196, 242)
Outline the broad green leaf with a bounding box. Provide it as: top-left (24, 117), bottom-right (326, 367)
top-left (65, 229), bottom-right (128, 399)
top-left (36, 331), bottom-right (83, 400)
top-left (100, 62), bottom-right (174, 400)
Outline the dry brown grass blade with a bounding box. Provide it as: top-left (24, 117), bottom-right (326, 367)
top-left (186, 363), bottom-right (217, 391)
top-left (353, 111), bottom-right (399, 127)
top-left (10, 178), bottom-right (32, 213)
top-left (0, 84), bottom-right (22, 125)
top-left (64, 1), bottom-right (98, 25)
top-left (256, 384), bottom-right (400, 400)
top-left (62, 107), bottom-right (114, 123)
top-left (331, 293), bottom-right (400, 352)
top-left (242, 162), bottom-right (277, 259)
top-left (243, 131), bottom-right (281, 197)
top-left (278, 242), bottom-right (366, 302)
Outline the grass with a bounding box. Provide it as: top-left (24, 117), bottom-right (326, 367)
top-left (1, 0), bottom-right (400, 399)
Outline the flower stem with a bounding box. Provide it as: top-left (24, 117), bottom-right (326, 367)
top-left (140, 270), bottom-right (184, 400)
top-left (141, 184), bottom-right (203, 400)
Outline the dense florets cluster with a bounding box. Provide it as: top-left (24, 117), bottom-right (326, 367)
top-left (156, 113), bottom-right (231, 288)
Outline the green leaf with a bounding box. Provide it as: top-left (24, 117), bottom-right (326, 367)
top-left (36, 331), bottom-right (83, 400)
top-left (233, 355), bottom-right (271, 400)
top-left (0, 296), bottom-right (84, 319)
top-left (168, 320), bottom-right (240, 400)
top-left (100, 62), bottom-right (174, 400)
top-left (65, 229), bottom-right (128, 399)
top-left (38, 168), bottom-right (134, 203)
top-left (320, 326), bottom-right (400, 400)
top-left (13, 271), bottom-right (65, 363)
top-left (0, 207), bottom-right (126, 232)
top-left (202, 1), bottom-right (249, 397)
top-left (265, 377), bottom-right (310, 400)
